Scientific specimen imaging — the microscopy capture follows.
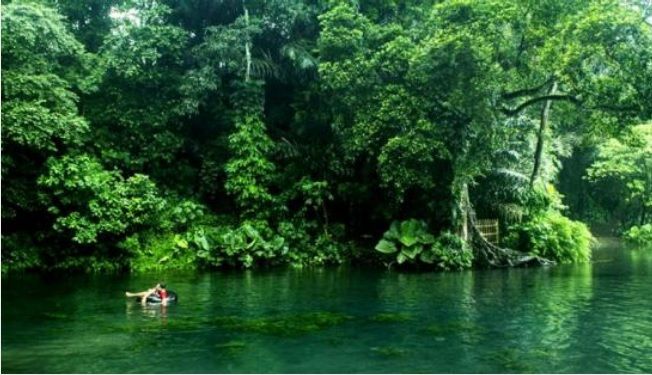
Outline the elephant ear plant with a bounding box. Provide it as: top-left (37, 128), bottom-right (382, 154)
top-left (375, 219), bottom-right (473, 270)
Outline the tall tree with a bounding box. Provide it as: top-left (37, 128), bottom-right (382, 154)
top-left (1, 2), bottom-right (92, 226)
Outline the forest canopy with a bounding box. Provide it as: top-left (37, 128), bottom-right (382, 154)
top-left (2, 0), bottom-right (652, 272)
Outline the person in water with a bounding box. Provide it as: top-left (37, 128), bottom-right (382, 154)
top-left (125, 282), bottom-right (169, 305)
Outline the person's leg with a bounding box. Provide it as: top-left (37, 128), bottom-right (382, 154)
top-left (125, 290), bottom-right (150, 298)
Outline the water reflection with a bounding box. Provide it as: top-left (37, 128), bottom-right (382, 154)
top-left (125, 301), bottom-right (169, 323)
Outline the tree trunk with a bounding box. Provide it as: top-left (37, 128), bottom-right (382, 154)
top-left (460, 182), bottom-right (470, 242)
top-left (322, 201), bottom-right (329, 235)
top-left (641, 204), bottom-right (647, 226)
top-left (452, 179), bottom-right (471, 242)
top-left (530, 81), bottom-right (558, 186)
top-left (243, 2), bottom-right (251, 82)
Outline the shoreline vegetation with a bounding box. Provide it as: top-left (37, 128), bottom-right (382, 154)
top-left (2, 1), bottom-right (651, 273)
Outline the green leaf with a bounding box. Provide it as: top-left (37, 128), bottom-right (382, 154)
top-left (174, 237), bottom-right (189, 249)
top-left (269, 236), bottom-right (285, 250)
top-left (243, 224), bottom-right (258, 239)
top-left (419, 233), bottom-right (436, 244)
top-left (384, 221), bottom-right (401, 241)
top-left (402, 244), bottom-right (423, 259)
top-left (198, 236), bottom-right (210, 251)
top-left (420, 251), bottom-right (435, 264)
top-left (375, 239), bottom-right (398, 254)
top-left (398, 220), bottom-right (422, 247)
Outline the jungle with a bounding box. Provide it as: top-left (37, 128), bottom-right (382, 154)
top-left (2, 0), bottom-right (652, 273)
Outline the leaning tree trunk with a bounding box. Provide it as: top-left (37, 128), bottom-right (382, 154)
top-left (530, 81), bottom-right (558, 187)
top-left (458, 183), bottom-right (555, 268)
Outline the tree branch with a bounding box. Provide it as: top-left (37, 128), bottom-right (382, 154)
top-left (501, 94), bottom-right (579, 116)
top-left (501, 78), bottom-right (553, 100)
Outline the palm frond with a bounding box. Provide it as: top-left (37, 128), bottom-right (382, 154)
top-left (491, 167), bottom-right (529, 182)
top-left (280, 40), bottom-right (318, 72)
top-left (498, 149), bottom-right (521, 162)
top-left (498, 203), bottom-right (525, 224)
top-left (250, 50), bottom-right (281, 79)
top-left (275, 137), bottom-right (300, 160)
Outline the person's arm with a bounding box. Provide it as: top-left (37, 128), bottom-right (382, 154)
top-left (141, 288), bottom-right (155, 305)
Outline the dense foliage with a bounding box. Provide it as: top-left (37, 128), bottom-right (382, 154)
top-left (586, 124), bottom-right (652, 235)
top-left (2, 0), bottom-right (651, 272)
top-left (375, 220), bottom-right (473, 270)
top-left (623, 224), bottom-right (652, 245)
top-left (505, 211), bottom-right (594, 263)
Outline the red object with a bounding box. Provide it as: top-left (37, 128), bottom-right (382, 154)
top-left (159, 289), bottom-right (168, 299)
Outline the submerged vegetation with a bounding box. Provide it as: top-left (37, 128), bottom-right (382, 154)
top-left (212, 312), bottom-right (352, 336)
top-left (2, 0), bottom-right (651, 272)
top-left (107, 310), bottom-right (353, 336)
top-left (370, 312), bottom-right (414, 323)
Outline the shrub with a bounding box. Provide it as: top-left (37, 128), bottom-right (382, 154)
top-left (623, 224), bottom-right (652, 245)
top-left (1, 234), bottom-right (43, 272)
top-left (428, 231), bottom-right (474, 271)
top-left (196, 219), bottom-right (350, 268)
top-left (277, 221), bottom-right (350, 267)
top-left (117, 199), bottom-right (216, 272)
top-left (195, 220), bottom-right (286, 268)
top-left (505, 211), bottom-right (593, 263)
top-left (38, 155), bottom-right (166, 244)
top-left (375, 219), bottom-right (473, 270)
top-left (120, 232), bottom-right (198, 272)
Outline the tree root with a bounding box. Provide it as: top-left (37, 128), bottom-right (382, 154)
top-left (471, 224), bottom-right (555, 268)
top-left (458, 182), bottom-right (554, 268)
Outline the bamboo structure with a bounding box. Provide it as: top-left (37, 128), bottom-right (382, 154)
top-left (475, 219), bottom-right (499, 245)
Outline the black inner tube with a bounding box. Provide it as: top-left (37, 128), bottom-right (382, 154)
top-left (145, 291), bottom-right (178, 304)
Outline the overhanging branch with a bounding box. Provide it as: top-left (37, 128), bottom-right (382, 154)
top-left (501, 94), bottom-right (580, 116)
top-left (501, 78), bottom-right (553, 100)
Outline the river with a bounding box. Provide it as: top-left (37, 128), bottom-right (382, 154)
top-left (2, 240), bottom-right (651, 373)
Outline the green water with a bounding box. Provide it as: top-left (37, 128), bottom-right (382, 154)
top-left (2, 242), bottom-right (652, 373)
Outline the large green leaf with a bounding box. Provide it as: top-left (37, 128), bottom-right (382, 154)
top-left (398, 219), bottom-right (423, 247)
top-left (402, 244), bottom-right (423, 259)
top-left (268, 236), bottom-right (285, 251)
top-left (420, 250), bottom-right (435, 264)
top-left (419, 233), bottom-right (436, 245)
top-left (375, 239), bottom-right (398, 254)
top-left (198, 235), bottom-right (210, 251)
top-left (383, 221), bottom-right (401, 241)
top-left (243, 224), bottom-right (259, 239)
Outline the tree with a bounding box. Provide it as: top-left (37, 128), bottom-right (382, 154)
top-left (48, 0), bottom-right (121, 52)
top-left (38, 155), bottom-right (166, 244)
top-left (84, 1), bottom-right (192, 187)
top-left (1, 2), bottom-right (92, 223)
top-left (587, 123), bottom-right (652, 229)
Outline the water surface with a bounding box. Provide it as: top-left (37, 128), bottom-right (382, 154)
top-left (2, 241), bottom-right (652, 373)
